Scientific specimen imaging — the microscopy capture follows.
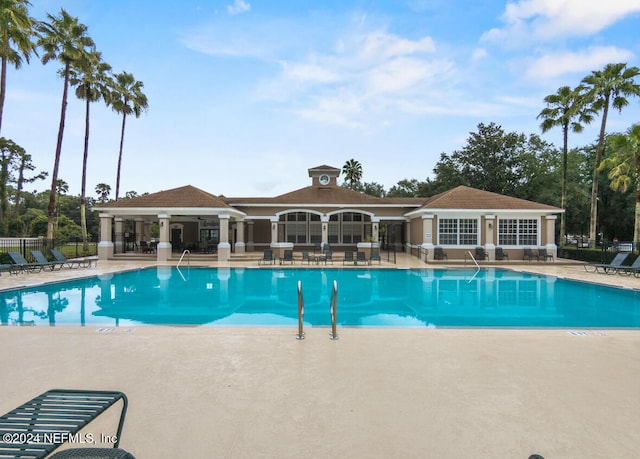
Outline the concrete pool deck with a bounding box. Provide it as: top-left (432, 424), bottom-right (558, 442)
top-left (1, 254), bottom-right (639, 458)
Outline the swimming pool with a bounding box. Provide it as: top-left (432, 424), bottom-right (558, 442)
top-left (1, 267), bottom-right (639, 328)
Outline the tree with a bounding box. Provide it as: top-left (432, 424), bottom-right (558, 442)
top-left (95, 182), bottom-right (110, 203)
top-left (0, 0), bottom-right (37, 134)
top-left (0, 137), bottom-right (19, 232)
top-left (581, 63), bottom-right (640, 245)
top-left (36, 9), bottom-right (95, 239)
top-left (600, 124), bottom-right (640, 242)
top-left (70, 48), bottom-right (111, 250)
top-left (110, 71), bottom-right (148, 200)
top-left (433, 122), bottom-right (527, 195)
top-left (341, 159), bottom-right (362, 189)
top-left (538, 85), bottom-right (594, 243)
top-left (13, 149), bottom-right (46, 219)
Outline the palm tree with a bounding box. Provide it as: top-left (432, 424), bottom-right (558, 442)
top-left (599, 124), bottom-right (640, 243)
top-left (342, 159), bottom-right (363, 189)
top-left (70, 49), bottom-right (111, 250)
top-left (581, 63), bottom-right (640, 245)
top-left (110, 71), bottom-right (148, 200)
top-left (95, 182), bottom-right (111, 203)
top-left (0, 0), bottom-right (37, 134)
top-left (538, 85), bottom-right (594, 244)
top-left (36, 9), bottom-right (95, 239)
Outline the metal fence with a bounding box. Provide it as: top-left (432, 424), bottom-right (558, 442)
top-left (0, 237), bottom-right (98, 263)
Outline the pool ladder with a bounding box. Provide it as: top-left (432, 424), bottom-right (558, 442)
top-left (295, 280), bottom-right (338, 340)
top-left (330, 280), bottom-right (338, 340)
top-left (296, 281), bottom-right (305, 340)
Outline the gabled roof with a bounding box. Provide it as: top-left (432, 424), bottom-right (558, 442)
top-left (226, 184), bottom-right (420, 207)
top-left (308, 165), bottom-right (341, 175)
top-left (96, 185), bottom-right (233, 209)
top-left (418, 185), bottom-right (562, 211)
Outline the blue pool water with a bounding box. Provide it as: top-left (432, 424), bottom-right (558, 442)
top-left (0, 267), bottom-right (639, 328)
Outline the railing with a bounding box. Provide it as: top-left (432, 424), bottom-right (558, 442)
top-left (0, 237), bottom-right (98, 263)
top-left (296, 281), bottom-right (305, 340)
top-left (464, 251), bottom-right (480, 283)
top-left (330, 280), bottom-right (338, 340)
top-left (177, 249), bottom-right (190, 268)
top-left (464, 250), bottom-right (479, 269)
top-left (408, 243), bottom-right (428, 263)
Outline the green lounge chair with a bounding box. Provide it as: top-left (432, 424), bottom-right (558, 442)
top-left (0, 389), bottom-right (129, 459)
top-left (7, 251), bottom-right (43, 273)
top-left (30, 249), bottom-right (64, 271)
top-left (50, 249), bottom-right (92, 268)
top-left (356, 251), bottom-right (368, 265)
top-left (370, 250), bottom-right (381, 264)
top-left (584, 252), bottom-right (631, 274)
top-left (615, 255), bottom-right (640, 276)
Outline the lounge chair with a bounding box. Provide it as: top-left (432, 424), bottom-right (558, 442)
top-left (617, 255), bottom-right (640, 276)
top-left (523, 247), bottom-right (536, 262)
top-left (301, 251), bottom-right (312, 265)
top-left (258, 249), bottom-right (275, 265)
top-left (356, 251), bottom-right (368, 265)
top-left (584, 252), bottom-right (631, 274)
top-left (50, 249), bottom-right (92, 268)
top-left (343, 251), bottom-right (355, 265)
top-left (7, 251), bottom-right (43, 273)
top-left (30, 249), bottom-right (64, 271)
top-left (475, 246), bottom-right (489, 261)
top-left (537, 247), bottom-right (554, 262)
top-left (434, 247), bottom-right (448, 261)
top-left (370, 250), bottom-right (381, 264)
top-left (495, 247), bottom-right (509, 261)
top-left (279, 249), bottom-right (295, 265)
top-left (0, 389), bottom-right (129, 459)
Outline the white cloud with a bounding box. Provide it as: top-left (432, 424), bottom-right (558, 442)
top-left (471, 48), bottom-right (488, 61)
top-left (227, 0), bottom-right (250, 15)
top-left (523, 46), bottom-right (635, 79)
top-left (482, 0), bottom-right (640, 44)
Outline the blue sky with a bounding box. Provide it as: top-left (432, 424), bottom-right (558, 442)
top-left (5, 0), bottom-right (640, 198)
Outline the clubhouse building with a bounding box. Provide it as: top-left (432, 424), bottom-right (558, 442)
top-left (93, 165), bottom-right (563, 262)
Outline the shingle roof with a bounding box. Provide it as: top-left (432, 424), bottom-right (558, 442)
top-left (419, 185), bottom-right (562, 211)
top-left (226, 185), bottom-right (406, 206)
top-left (98, 185), bottom-right (233, 209)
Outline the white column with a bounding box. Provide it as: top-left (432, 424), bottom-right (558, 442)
top-left (157, 213), bottom-right (171, 262)
top-left (372, 218), bottom-right (380, 243)
top-left (545, 215), bottom-right (558, 257)
top-left (321, 216), bottom-right (329, 245)
top-left (218, 214), bottom-right (231, 261)
top-left (114, 218), bottom-right (124, 254)
top-left (135, 219), bottom-right (144, 247)
top-left (97, 213), bottom-right (113, 261)
top-left (270, 218), bottom-right (278, 245)
top-left (485, 214), bottom-right (496, 260)
top-left (422, 214), bottom-right (434, 261)
top-left (247, 220), bottom-right (255, 252)
top-left (235, 220), bottom-right (245, 254)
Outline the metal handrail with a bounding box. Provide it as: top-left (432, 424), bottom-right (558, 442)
top-left (329, 280), bottom-right (338, 340)
top-left (296, 281), bottom-right (305, 340)
top-left (177, 249), bottom-right (190, 268)
top-left (465, 250), bottom-right (479, 269)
